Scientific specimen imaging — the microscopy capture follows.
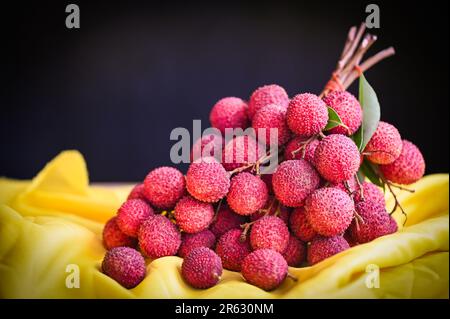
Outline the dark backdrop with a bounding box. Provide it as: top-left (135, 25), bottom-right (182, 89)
top-left (1, 1), bottom-right (448, 181)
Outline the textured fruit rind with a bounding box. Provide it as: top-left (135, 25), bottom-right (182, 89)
top-left (209, 97), bottom-right (249, 135)
top-left (323, 90), bottom-right (362, 135)
top-left (116, 199), bottom-right (154, 237)
top-left (286, 93), bottom-right (328, 136)
top-left (103, 217), bottom-right (137, 250)
top-left (186, 161), bottom-right (230, 203)
top-left (209, 205), bottom-right (246, 238)
top-left (144, 167), bottom-right (186, 209)
top-left (181, 247), bottom-right (223, 289)
top-left (216, 229), bottom-right (252, 271)
top-left (102, 247), bottom-right (146, 289)
top-left (175, 196), bottom-right (215, 233)
top-left (178, 230), bottom-right (216, 258)
top-left (289, 207), bottom-right (317, 242)
top-left (248, 84), bottom-right (289, 120)
top-left (252, 104), bottom-right (291, 146)
top-left (249, 216), bottom-right (289, 253)
top-left (282, 235), bottom-right (306, 267)
top-left (227, 172), bottom-right (269, 216)
top-left (365, 121), bottom-right (403, 164)
top-left (284, 136), bottom-right (319, 164)
top-left (307, 236), bottom-right (350, 265)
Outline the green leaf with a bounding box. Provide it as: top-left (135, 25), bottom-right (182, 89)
top-left (356, 170), bottom-right (365, 184)
top-left (358, 74), bottom-right (381, 151)
top-left (359, 160), bottom-right (384, 188)
top-left (352, 125), bottom-right (364, 151)
top-left (324, 106), bottom-right (347, 131)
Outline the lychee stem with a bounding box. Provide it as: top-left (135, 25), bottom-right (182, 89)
top-left (385, 182), bottom-right (408, 225)
top-left (355, 174), bottom-right (365, 201)
top-left (291, 135), bottom-right (318, 159)
top-left (213, 198), bottom-right (223, 223)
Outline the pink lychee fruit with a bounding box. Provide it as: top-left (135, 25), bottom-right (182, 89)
top-left (307, 236), bottom-right (350, 265)
top-left (209, 204), bottom-right (247, 238)
top-left (209, 97), bottom-right (249, 135)
top-left (286, 93), bottom-right (328, 137)
top-left (250, 215), bottom-right (289, 253)
top-left (282, 235), bottom-right (306, 267)
top-left (215, 229), bottom-right (252, 271)
top-left (127, 183), bottom-right (146, 201)
top-left (365, 121), bottom-right (403, 164)
top-left (178, 230), bottom-right (216, 258)
top-left (174, 196), bottom-right (214, 233)
top-left (289, 207), bottom-right (317, 242)
top-left (322, 90), bottom-right (362, 135)
top-left (248, 84), bottom-right (289, 120)
top-left (103, 217), bottom-right (137, 250)
top-left (181, 247), bottom-right (223, 289)
top-left (222, 135), bottom-right (265, 171)
top-left (283, 136), bottom-right (320, 164)
top-left (116, 199), bottom-right (154, 237)
top-left (191, 133), bottom-right (224, 163)
top-left (333, 178), bottom-right (386, 207)
top-left (144, 167), bottom-right (185, 209)
top-left (227, 172), bottom-right (269, 216)
top-left (102, 247), bottom-right (146, 289)
top-left (252, 104), bottom-right (291, 146)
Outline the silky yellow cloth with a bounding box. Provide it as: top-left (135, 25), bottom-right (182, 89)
top-left (0, 150), bottom-right (448, 298)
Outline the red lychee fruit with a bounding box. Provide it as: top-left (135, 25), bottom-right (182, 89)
top-left (250, 198), bottom-right (290, 224)
top-left (222, 135), bottom-right (265, 171)
top-left (116, 199), bottom-right (154, 237)
top-left (322, 90), bottom-right (362, 135)
top-left (365, 121), bottom-right (403, 164)
top-left (174, 196), bottom-right (215, 233)
top-left (252, 104), bottom-right (291, 146)
top-left (241, 249), bottom-right (288, 291)
top-left (248, 84), bottom-right (289, 120)
top-left (387, 216), bottom-right (398, 234)
top-left (178, 230), bottom-right (216, 258)
top-left (250, 215), bottom-right (289, 253)
top-left (307, 236), bottom-right (350, 265)
top-left (305, 187), bottom-right (354, 237)
top-left (103, 217), bottom-right (137, 250)
top-left (191, 133), bottom-right (224, 163)
top-left (282, 235), bottom-right (306, 267)
top-left (102, 247), bottom-right (146, 289)
top-left (289, 207), bottom-right (317, 242)
top-left (227, 172), bottom-right (269, 216)
top-left (186, 160), bottom-right (230, 203)
top-left (314, 134), bottom-right (361, 183)
top-left (209, 204), bottom-right (247, 238)
top-left (333, 178), bottom-right (386, 207)
top-left (127, 183), bottom-right (146, 201)
top-left (286, 93), bottom-right (328, 137)
top-left (379, 140), bottom-right (425, 185)
top-left (215, 229), bottom-right (252, 271)
top-left (181, 247), bottom-right (223, 289)
top-left (209, 97), bottom-right (249, 135)
top-left (138, 215), bottom-right (181, 259)
top-left (272, 159), bottom-right (321, 207)
top-left (144, 167), bottom-right (185, 209)
top-left (283, 136), bottom-right (319, 164)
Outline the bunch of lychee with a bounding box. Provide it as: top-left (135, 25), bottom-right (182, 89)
top-left (101, 83), bottom-right (425, 291)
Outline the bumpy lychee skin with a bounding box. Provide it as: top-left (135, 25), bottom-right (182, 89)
top-left (175, 196), bottom-right (215, 233)
top-left (227, 172), bottom-right (269, 216)
top-left (186, 160), bottom-right (230, 203)
top-left (272, 159), bottom-right (321, 207)
top-left (387, 216), bottom-right (398, 234)
top-left (289, 207), bottom-right (317, 242)
top-left (215, 229), bottom-right (252, 271)
top-left (241, 249), bottom-right (288, 291)
top-left (116, 199), bottom-right (154, 237)
top-left (178, 230), bottom-right (216, 258)
top-left (282, 235), bottom-right (306, 267)
top-left (248, 84), bottom-right (289, 120)
top-left (144, 167), bottom-right (185, 209)
top-left (365, 121), bottom-right (403, 164)
top-left (102, 247), bottom-right (146, 289)
top-left (284, 136), bottom-right (319, 164)
top-left (333, 178), bottom-right (386, 207)
top-left (379, 140), bottom-right (425, 185)
top-left (307, 236), bottom-right (350, 265)
top-left (103, 217), bottom-right (137, 250)
top-left (138, 215), bottom-right (181, 259)
top-left (191, 133), bottom-right (224, 163)
top-left (181, 247), bottom-right (223, 289)
top-left (305, 187), bottom-right (354, 237)
top-left (250, 216), bottom-right (289, 253)
top-left (209, 97), bottom-right (249, 135)
top-left (250, 198), bottom-right (290, 224)
top-left (323, 90), bottom-right (362, 135)
top-left (286, 93), bottom-right (328, 136)
top-left (127, 183), bottom-right (146, 201)
top-left (222, 135), bottom-right (265, 171)
top-left (209, 205), bottom-right (247, 238)
top-left (314, 134), bottom-right (361, 183)
top-left (252, 104), bottom-right (291, 146)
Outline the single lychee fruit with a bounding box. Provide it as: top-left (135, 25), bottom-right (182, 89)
top-left (314, 134), bottom-right (361, 183)
top-left (222, 135), bottom-right (265, 171)
top-left (215, 229), bottom-right (252, 271)
top-left (250, 198), bottom-right (290, 224)
top-left (127, 183), bottom-right (146, 201)
top-left (248, 84), bottom-right (289, 120)
top-left (282, 235), bottom-right (306, 267)
top-left (286, 93), bottom-right (328, 136)
top-left (181, 247), bottom-right (223, 289)
top-left (250, 215), bottom-right (289, 253)
top-left (379, 140), bottom-right (425, 185)
top-left (138, 215), bottom-right (181, 259)
top-left (227, 172), bottom-right (269, 216)
top-left (365, 121), bottom-right (403, 164)
top-left (103, 217), bottom-right (137, 250)
top-left (252, 104), bottom-right (291, 146)
top-left (289, 207), bottom-right (317, 242)
top-left (241, 249), bottom-right (288, 291)
top-left (191, 133), bottom-right (224, 163)
top-left (209, 97), bottom-right (249, 135)
top-left (209, 204), bottom-right (247, 238)
top-left (387, 216), bottom-right (398, 234)
top-left (178, 230), bottom-right (216, 258)
top-left (102, 247), bottom-right (146, 289)
top-left (174, 196), bottom-right (215, 233)
top-left (144, 167), bottom-right (185, 209)
top-left (186, 160), bottom-right (230, 203)
top-left (283, 136), bottom-right (319, 164)
top-left (305, 187), bottom-right (354, 237)
top-left (272, 159), bottom-right (321, 207)
top-left (322, 90), bottom-right (362, 135)
top-left (116, 199), bottom-right (154, 237)
top-left (307, 236), bottom-right (350, 265)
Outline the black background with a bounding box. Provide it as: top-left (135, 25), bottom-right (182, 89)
top-left (1, 1), bottom-right (448, 182)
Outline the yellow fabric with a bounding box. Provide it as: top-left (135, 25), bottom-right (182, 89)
top-left (0, 150), bottom-right (448, 299)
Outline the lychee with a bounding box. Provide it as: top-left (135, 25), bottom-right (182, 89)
top-left (178, 230), bottom-right (216, 258)
top-left (174, 196), bottom-right (215, 233)
top-left (127, 183), bottom-right (146, 201)
top-left (289, 207), bottom-right (317, 242)
top-left (138, 214), bottom-right (181, 259)
top-left (222, 135), bottom-right (265, 171)
top-left (286, 93), bottom-right (328, 136)
top-left (116, 199), bottom-right (154, 237)
top-left (305, 187), bottom-right (354, 237)
top-left (103, 217), bottom-right (137, 250)
top-left (252, 104), bottom-right (291, 146)
top-left (314, 134), bottom-right (361, 183)
top-left (181, 247), bottom-right (223, 289)
top-left (144, 166), bottom-right (185, 209)
top-left (283, 136), bottom-right (319, 164)
top-left (215, 229), bottom-right (252, 271)
top-left (272, 159), bottom-right (321, 207)
top-left (248, 84), bottom-right (289, 120)
top-left (227, 172), bottom-right (269, 216)
top-left (307, 236), bottom-right (350, 265)
top-left (250, 215), bottom-right (289, 253)
top-left (282, 235), bottom-right (306, 267)
top-left (365, 121), bottom-right (403, 164)
top-left (322, 90), bottom-right (362, 135)
top-left (191, 133), bottom-right (224, 163)
top-left (250, 198), bottom-right (290, 224)
top-left (333, 178), bottom-right (386, 207)
top-left (209, 204), bottom-right (247, 238)
top-left (241, 249), bottom-right (288, 291)
top-left (102, 247), bottom-right (146, 289)
top-left (209, 97), bottom-right (249, 135)
top-left (379, 140), bottom-right (425, 185)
